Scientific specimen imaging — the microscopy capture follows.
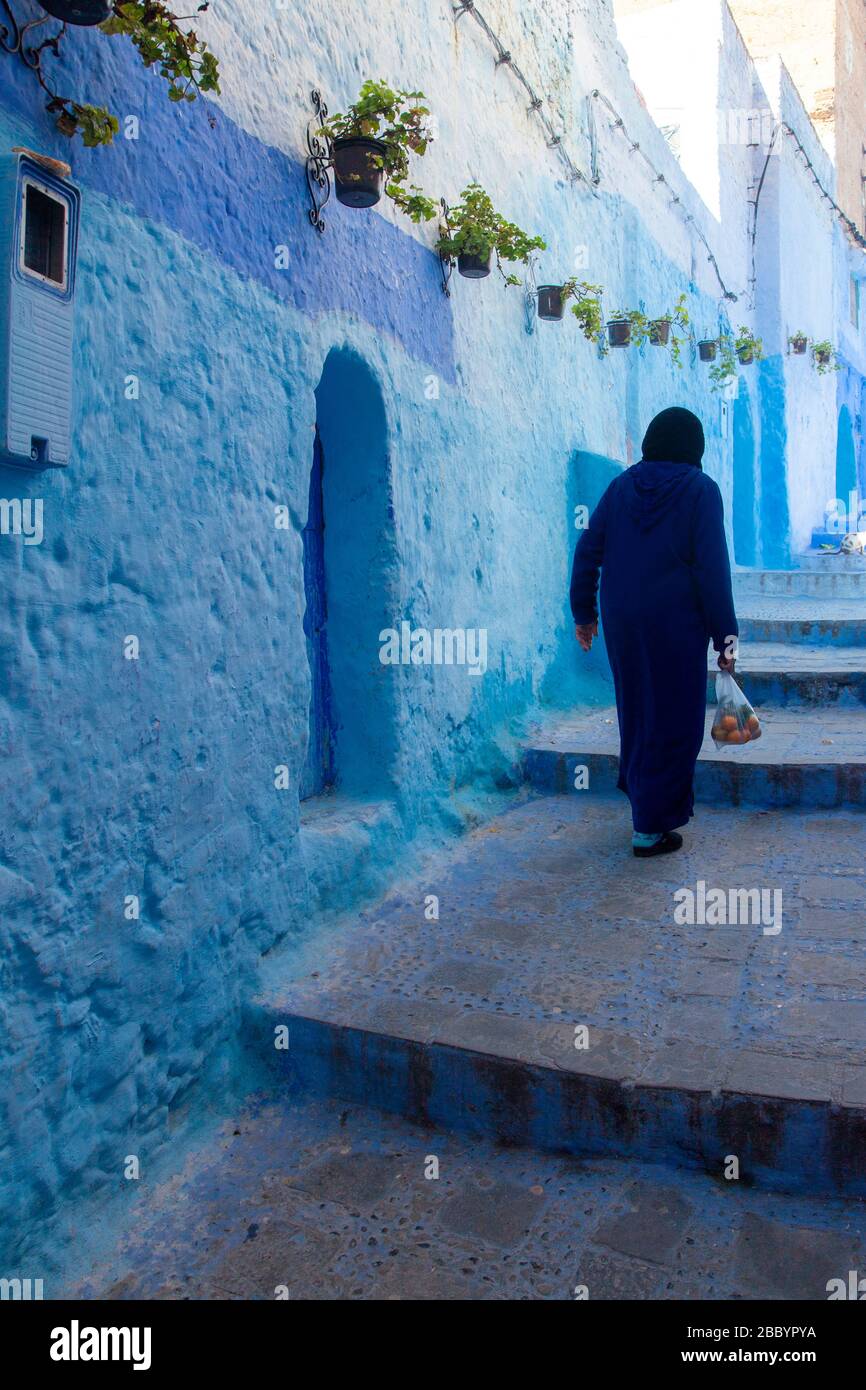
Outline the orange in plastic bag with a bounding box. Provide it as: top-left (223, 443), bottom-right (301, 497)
top-left (711, 670), bottom-right (761, 748)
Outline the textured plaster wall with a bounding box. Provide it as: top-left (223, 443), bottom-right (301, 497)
top-left (0, 0), bottom-right (862, 1275)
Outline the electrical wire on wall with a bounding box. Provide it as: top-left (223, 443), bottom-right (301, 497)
top-left (589, 89), bottom-right (740, 304)
top-left (451, 2), bottom-right (866, 316)
top-left (451, 1), bottom-right (596, 190)
top-left (450, 1), bottom-right (739, 302)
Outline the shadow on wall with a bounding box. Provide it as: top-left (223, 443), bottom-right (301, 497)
top-left (540, 449), bottom-right (621, 709)
top-left (758, 358), bottom-right (791, 568)
top-left (307, 347), bottom-right (399, 799)
top-left (732, 378), bottom-right (757, 567)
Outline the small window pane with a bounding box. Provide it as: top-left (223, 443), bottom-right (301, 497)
top-left (23, 185), bottom-right (67, 286)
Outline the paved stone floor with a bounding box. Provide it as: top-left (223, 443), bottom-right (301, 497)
top-left (71, 1094), bottom-right (866, 1301)
top-left (261, 794), bottom-right (866, 1078)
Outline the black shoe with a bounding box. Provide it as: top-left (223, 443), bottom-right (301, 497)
top-left (633, 831), bottom-right (683, 858)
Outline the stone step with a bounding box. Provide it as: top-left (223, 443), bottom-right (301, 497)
top-left (735, 568), bottom-right (866, 598)
top-left (800, 549), bottom-right (866, 572)
top-left (706, 644), bottom-right (866, 706)
top-left (737, 598), bottom-right (866, 647)
top-left (250, 795), bottom-right (866, 1197)
top-left (524, 708), bottom-right (866, 808)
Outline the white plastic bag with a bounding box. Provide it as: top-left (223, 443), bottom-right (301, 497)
top-left (711, 670), bottom-right (762, 749)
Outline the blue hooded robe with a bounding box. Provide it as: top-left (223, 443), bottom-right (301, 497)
top-left (570, 442), bottom-right (738, 835)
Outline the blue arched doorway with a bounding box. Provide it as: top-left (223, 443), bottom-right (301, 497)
top-left (300, 347), bottom-right (398, 800)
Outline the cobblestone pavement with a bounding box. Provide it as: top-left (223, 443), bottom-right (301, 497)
top-left (71, 1094), bottom-right (866, 1301)
top-left (261, 794), bottom-right (866, 1080)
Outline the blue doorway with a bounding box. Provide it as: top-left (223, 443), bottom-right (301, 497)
top-left (300, 426), bottom-right (335, 800)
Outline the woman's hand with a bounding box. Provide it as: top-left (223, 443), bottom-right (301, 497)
top-left (575, 621), bottom-right (598, 652)
top-left (717, 653), bottom-right (736, 673)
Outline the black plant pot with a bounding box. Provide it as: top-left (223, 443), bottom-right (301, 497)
top-left (457, 249), bottom-right (492, 279)
top-left (39, 0), bottom-right (112, 24)
top-left (736, 345), bottom-right (754, 365)
top-left (791, 336), bottom-right (808, 355)
top-left (698, 340), bottom-right (717, 362)
top-left (607, 318), bottom-right (631, 347)
top-left (814, 350), bottom-right (831, 366)
top-left (649, 318), bottom-right (671, 346)
top-left (332, 137), bottom-right (387, 209)
top-left (537, 285), bottom-right (565, 321)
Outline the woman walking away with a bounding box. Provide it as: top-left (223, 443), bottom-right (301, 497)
top-left (570, 407), bottom-right (738, 858)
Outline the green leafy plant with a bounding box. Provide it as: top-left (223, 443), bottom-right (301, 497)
top-left (318, 79), bottom-right (438, 222)
top-left (435, 184), bottom-right (546, 285)
top-left (46, 2), bottom-right (220, 146)
top-left (811, 340), bottom-right (840, 375)
top-left (788, 330), bottom-right (809, 353)
top-left (607, 308), bottom-right (650, 350)
top-left (734, 325), bottom-right (763, 364)
top-left (52, 101), bottom-right (119, 148)
top-left (560, 279), bottom-right (604, 340)
top-left (669, 293), bottom-right (691, 367)
top-left (708, 334), bottom-right (738, 392)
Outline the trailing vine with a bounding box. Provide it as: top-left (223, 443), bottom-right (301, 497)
top-left (0, 1), bottom-right (220, 147)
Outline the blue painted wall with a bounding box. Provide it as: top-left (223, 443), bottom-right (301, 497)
top-left (0, 1), bottom-right (859, 1279)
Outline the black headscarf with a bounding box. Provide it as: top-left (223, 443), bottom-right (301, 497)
top-left (640, 407), bottom-right (705, 468)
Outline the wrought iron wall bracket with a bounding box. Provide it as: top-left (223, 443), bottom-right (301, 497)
top-left (438, 198), bottom-right (453, 296)
top-left (523, 255), bottom-right (538, 336)
top-left (0, 2), bottom-right (73, 118)
top-left (305, 89), bottom-right (332, 233)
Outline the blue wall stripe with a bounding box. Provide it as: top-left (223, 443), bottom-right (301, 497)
top-left (0, 23), bottom-right (456, 380)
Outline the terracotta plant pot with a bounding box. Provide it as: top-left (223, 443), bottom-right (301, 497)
top-left (457, 249), bottom-right (492, 279)
top-left (649, 318), bottom-right (671, 346)
top-left (698, 340), bottom-right (718, 362)
top-left (736, 344), bottom-right (755, 365)
top-left (607, 318), bottom-right (631, 347)
top-left (332, 137), bottom-right (387, 209)
top-left (791, 335), bottom-right (808, 355)
top-left (38, 0), bottom-right (112, 23)
top-left (537, 286), bottom-right (565, 321)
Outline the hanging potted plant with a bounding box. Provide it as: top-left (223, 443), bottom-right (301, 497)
top-left (435, 184), bottom-right (545, 282)
top-left (537, 285), bottom-right (567, 321)
top-left (788, 330), bottom-right (809, 355)
top-left (536, 279), bottom-right (603, 334)
top-left (317, 80), bottom-right (437, 217)
top-left (708, 335), bottom-right (738, 392)
top-left (812, 340), bottom-right (840, 374)
top-left (39, 0), bottom-right (113, 21)
top-left (606, 308), bottom-right (649, 349)
top-left (734, 326), bottom-right (763, 365)
top-left (698, 338), bottom-right (718, 362)
top-left (659, 294), bottom-right (691, 366)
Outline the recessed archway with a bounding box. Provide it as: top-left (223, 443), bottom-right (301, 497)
top-left (300, 347), bottom-right (398, 800)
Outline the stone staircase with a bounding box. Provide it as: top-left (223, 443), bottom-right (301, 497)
top-left (527, 570), bottom-right (866, 808)
top-left (249, 570), bottom-right (866, 1197)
